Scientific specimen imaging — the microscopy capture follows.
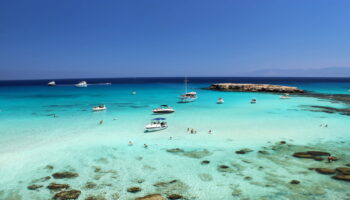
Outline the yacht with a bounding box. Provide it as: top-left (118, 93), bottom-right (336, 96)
top-left (152, 105), bottom-right (175, 114)
top-left (92, 105), bottom-right (107, 111)
top-left (48, 81), bottom-right (56, 86)
top-left (179, 77), bottom-right (197, 103)
top-left (145, 118), bottom-right (168, 132)
top-left (75, 81), bottom-right (88, 87)
top-left (217, 98), bottom-right (224, 104)
top-left (132, 91), bottom-right (136, 95)
top-left (250, 98), bottom-right (257, 104)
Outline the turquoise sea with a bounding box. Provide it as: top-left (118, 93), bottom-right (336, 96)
top-left (0, 77), bottom-right (350, 200)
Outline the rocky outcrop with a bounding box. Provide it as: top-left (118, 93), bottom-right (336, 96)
top-left (135, 194), bottom-right (165, 200)
top-left (332, 174), bottom-right (350, 182)
top-left (27, 184), bottom-right (43, 190)
top-left (167, 194), bottom-right (183, 199)
top-left (336, 167), bottom-right (350, 175)
top-left (52, 172), bottom-right (79, 179)
top-left (127, 187), bottom-right (141, 193)
top-left (207, 83), bottom-right (304, 93)
top-left (315, 168), bottom-right (337, 175)
top-left (292, 151), bottom-right (330, 161)
top-left (47, 183), bottom-right (70, 190)
top-left (290, 180), bottom-right (300, 184)
top-left (235, 148), bottom-right (253, 154)
top-left (53, 190), bottom-right (81, 200)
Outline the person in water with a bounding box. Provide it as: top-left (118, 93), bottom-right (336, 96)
top-left (99, 120), bottom-right (104, 125)
top-left (209, 130), bottom-right (212, 134)
top-left (327, 155), bottom-right (338, 163)
top-left (128, 141), bottom-right (133, 146)
top-left (144, 144), bottom-right (148, 149)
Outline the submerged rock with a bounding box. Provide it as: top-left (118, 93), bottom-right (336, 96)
top-left (315, 168), bottom-right (336, 175)
top-left (45, 165), bottom-right (54, 170)
top-left (167, 148), bottom-right (211, 159)
top-left (198, 173), bottom-right (213, 182)
top-left (292, 152), bottom-right (314, 159)
top-left (47, 183), bottom-right (70, 190)
top-left (290, 180), bottom-right (300, 184)
top-left (135, 194), bottom-right (165, 200)
top-left (166, 148), bottom-right (184, 153)
top-left (111, 193), bottom-right (120, 200)
top-left (52, 172), bottom-right (78, 179)
top-left (332, 174), bottom-right (350, 182)
top-left (167, 194), bottom-right (183, 199)
top-left (31, 176), bottom-right (51, 183)
top-left (258, 150), bottom-right (269, 155)
top-left (53, 190), bottom-right (81, 200)
top-left (84, 182), bottom-right (97, 189)
top-left (85, 195), bottom-right (106, 200)
top-left (235, 148), bottom-right (253, 154)
top-left (217, 165), bottom-right (233, 173)
top-left (336, 167), bottom-right (350, 175)
top-left (201, 160), bottom-right (210, 165)
top-left (307, 151), bottom-right (331, 156)
top-left (27, 184), bottom-right (43, 190)
top-left (127, 187), bottom-right (141, 193)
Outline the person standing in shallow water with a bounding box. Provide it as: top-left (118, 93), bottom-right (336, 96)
top-left (144, 144), bottom-right (148, 149)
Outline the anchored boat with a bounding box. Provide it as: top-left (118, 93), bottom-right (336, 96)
top-left (48, 81), bottom-right (56, 86)
top-left (152, 105), bottom-right (175, 114)
top-left (217, 98), bottom-right (224, 104)
top-left (92, 105), bottom-right (107, 111)
top-left (179, 77), bottom-right (197, 103)
top-left (250, 98), bottom-right (257, 104)
top-left (75, 81), bottom-right (88, 87)
top-left (145, 118), bottom-right (168, 132)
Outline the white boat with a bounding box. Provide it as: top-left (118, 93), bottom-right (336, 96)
top-left (250, 98), bottom-right (257, 104)
top-left (280, 94), bottom-right (291, 99)
top-left (145, 118), bottom-right (168, 132)
top-left (75, 81), bottom-right (88, 87)
top-left (48, 81), bottom-right (56, 86)
top-left (132, 91), bottom-right (136, 95)
top-left (152, 105), bottom-right (175, 114)
top-left (92, 105), bottom-right (107, 111)
top-left (217, 98), bottom-right (224, 104)
top-left (179, 77), bottom-right (197, 103)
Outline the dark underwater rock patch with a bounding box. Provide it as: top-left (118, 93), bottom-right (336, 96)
top-left (47, 183), bottom-right (70, 190)
top-left (135, 194), bottom-right (165, 200)
top-left (332, 174), bottom-right (350, 182)
top-left (53, 190), bottom-right (81, 200)
top-left (127, 187), bottom-right (141, 193)
top-left (27, 184), bottom-right (43, 190)
top-left (315, 168), bottom-right (337, 175)
top-left (31, 176), bottom-right (51, 183)
top-left (336, 167), bottom-right (350, 175)
top-left (167, 194), bottom-right (183, 199)
top-left (301, 105), bottom-right (350, 116)
top-left (166, 148), bottom-right (212, 159)
top-left (290, 180), bottom-right (300, 184)
top-left (52, 172), bottom-right (79, 179)
top-left (235, 148), bottom-right (253, 154)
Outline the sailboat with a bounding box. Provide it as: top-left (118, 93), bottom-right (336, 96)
top-left (179, 77), bottom-right (197, 103)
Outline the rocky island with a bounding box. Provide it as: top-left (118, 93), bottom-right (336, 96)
top-left (207, 83), bottom-right (304, 93)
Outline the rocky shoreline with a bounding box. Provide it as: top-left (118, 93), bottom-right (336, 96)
top-left (207, 83), bottom-right (304, 93)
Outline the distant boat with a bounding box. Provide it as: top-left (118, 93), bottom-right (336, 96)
top-left (145, 118), bottom-right (168, 132)
top-left (92, 105), bottom-right (107, 111)
top-left (132, 91), bottom-right (136, 95)
top-left (75, 81), bottom-right (88, 87)
top-left (217, 98), bottom-right (224, 104)
top-left (48, 81), bottom-right (56, 86)
top-left (152, 105), bottom-right (175, 114)
top-left (250, 98), bottom-right (257, 104)
top-left (280, 93), bottom-right (291, 99)
top-left (179, 77), bottom-right (197, 103)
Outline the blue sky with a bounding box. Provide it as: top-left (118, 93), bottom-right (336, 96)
top-left (1, 0), bottom-right (350, 79)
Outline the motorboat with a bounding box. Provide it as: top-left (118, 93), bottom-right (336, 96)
top-left (152, 105), bottom-right (175, 114)
top-left (179, 77), bottom-right (197, 103)
top-left (145, 118), bottom-right (168, 132)
top-left (132, 91), bottom-right (136, 95)
top-left (48, 81), bottom-right (56, 86)
top-left (280, 94), bottom-right (291, 99)
top-left (217, 98), bottom-right (224, 104)
top-left (92, 105), bottom-right (107, 111)
top-left (75, 81), bottom-right (88, 87)
top-left (250, 98), bottom-right (257, 104)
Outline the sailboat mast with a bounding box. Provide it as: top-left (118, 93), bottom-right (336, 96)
top-left (185, 76), bottom-right (188, 94)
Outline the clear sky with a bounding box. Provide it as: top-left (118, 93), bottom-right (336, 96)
top-left (1, 0), bottom-right (350, 79)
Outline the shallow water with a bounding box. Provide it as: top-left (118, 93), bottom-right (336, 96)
top-left (0, 78), bottom-right (350, 200)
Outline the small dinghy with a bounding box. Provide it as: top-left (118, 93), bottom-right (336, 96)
top-left (92, 105), bottom-right (107, 111)
top-left (280, 94), bottom-right (291, 99)
top-left (217, 98), bottom-right (224, 104)
top-left (250, 98), bottom-right (257, 104)
top-left (152, 105), bottom-right (175, 114)
top-left (145, 118), bottom-right (168, 132)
